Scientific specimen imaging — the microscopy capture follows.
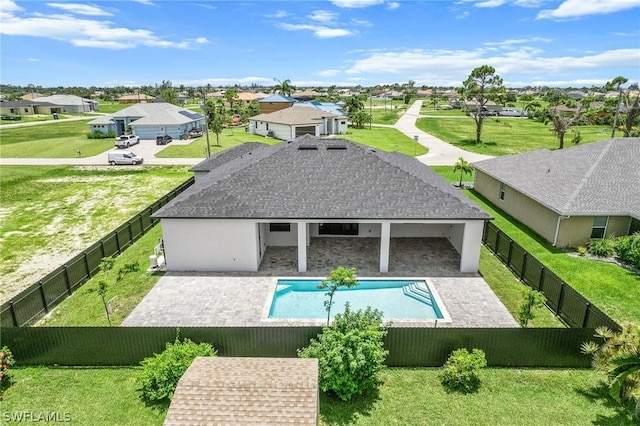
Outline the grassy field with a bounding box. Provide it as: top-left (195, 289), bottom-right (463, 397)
top-left (0, 119), bottom-right (112, 157)
top-left (97, 102), bottom-right (128, 114)
top-left (340, 127), bottom-right (428, 156)
top-left (1, 367), bottom-right (634, 425)
top-left (154, 129), bottom-right (276, 158)
top-left (0, 165), bottom-right (191, 303)
top-left (0, 114), bottom-right (92, 125)
top-left (416, 116), bottom-right (611, 156)
top-left (432, 165), bottom-right (639, 324)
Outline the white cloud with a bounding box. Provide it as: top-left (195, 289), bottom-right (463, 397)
top-left (278, 23), bottom-right (356, 38)
top-left (474, 0), bottom-right (508, 7)
top-left (266, 10), bottom-right (289, 18)
top-left (317, 69), bottom-right (342, 77)
top-left (537, 0), bottom-right (640, 20)
top-left (0, 9), bottom-right (208, 50)
top-left (351, 18), bottom-right (372, 26)
top-left (484, 37), bottom-right (553, 47)
top-left (46, 3), bottom-right (113, 16)
top-left (308, 10), bottom-right (337, 23)
top-left (194, 37), bottom-right (209, 44)
top-left (27, 57), bottom-right (39, 62)
top-left (196, 3), bottom-right (217, 10)
top-left (330, 0), bottom-right (385, 8)
top-left (387, 2), bottom-right (400, 10)
top-left (133, 0), bottom-right (155, 5)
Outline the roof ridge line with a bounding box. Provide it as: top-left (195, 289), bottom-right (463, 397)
top-left (561, 140), bottom-right (613, 212)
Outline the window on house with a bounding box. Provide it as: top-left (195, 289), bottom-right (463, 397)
top-left (319, 223), bottom-right (359, 235)
top-left (269, 223), bottom-right (291, 232)
top-left (590, 216), bottom-right (608, 239)
top-left (24, 108), bottom-right (29, 113)
top-left (499, 183), bottom-right (505, 200)
top-left (266, 123), bottom-right (269, 130)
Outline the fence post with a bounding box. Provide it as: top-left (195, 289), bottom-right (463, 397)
top-left (507, 240), bottom-right (514, 268)
top-left (139, 214), bottom-right (144, 236)
top-left (482, 221), bottom-right (488, 243)
top-left (520, 252), bottom-right (528, 281)
top-left (100, 240), bottom-right (105, 259)
top-left (84, 253), bottom-right (91, 278)
top-left (494, 230), bottom-right (501, 255)
top-left (556, 282), bottom-right (566, 317)
top-left (538, 267), bottom-right (545, 292)
top-left (39, 281), bottom-right (48, 313)
top-left (582, 303), bottom-right (591, 328)
top-left (63, 265), bottom-right (72, 295)
top-left (9, 302), bottom-right (18, 327)
top-left (115, 230), bottom-right (121, 255)
top-left (127, 220), bottom-right (133, 243)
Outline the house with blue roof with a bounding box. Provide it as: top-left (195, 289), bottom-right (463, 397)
top-left (88, 102), bottom-right (205, 139)
top-left (258, 94), bottom-right (298, 114)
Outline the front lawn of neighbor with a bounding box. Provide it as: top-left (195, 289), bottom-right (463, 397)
top-left (416, 116), bottom-right (610, 156)
top-left (0, 119), bottom-right (111, 158)
top-left (154, 130), bottom-right (277, 158)
top-left (0, 165), bottom-right (191, 304)
top-left (340, 127), bottom-right (427, 156)
top-left (1, 367), bottom-right (634, 425)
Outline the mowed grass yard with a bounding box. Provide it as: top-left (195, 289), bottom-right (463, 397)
top-left (0, 165), bottom-right (191, 304)
top-left (154, 129), bottom-right (278, 158)
top-left (340, 127), bottom-right (428, 156)
top-left (0, 119), bottom-right (112, 158)
top-left (1, 366), bottom-right (635, 425)
top-left (416, 116), bottom-right (611, 156)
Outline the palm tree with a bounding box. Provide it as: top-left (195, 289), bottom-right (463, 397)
top-left (609, 352), bottom-right (640, 420)
top-left (273, 78), bottom-right (293, 97)
top-left (453, 157), bottom-right (474, 187)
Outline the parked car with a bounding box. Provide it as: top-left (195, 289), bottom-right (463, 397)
top-left (477, 109), bottom-right (498, 117)
top-left (108, 151), bottom-right (143, 165)
top-left (156, 134), bottom-right (173, 145)
top-left (499, 108), bottom-right (528, 117)
top-left (114, 134), bottom-right (140, 148)
top-left (188, 128), bottom-right (204, 138)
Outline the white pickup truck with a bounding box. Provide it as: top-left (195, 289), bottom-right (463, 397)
top-left (115, 134), bottom-right (140, 148)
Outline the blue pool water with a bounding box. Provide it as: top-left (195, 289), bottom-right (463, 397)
top-left (268, 279), bottom-right (445, 320)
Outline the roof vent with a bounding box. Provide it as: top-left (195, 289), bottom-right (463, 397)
top-left (298, 145), bottom-right (318, 150)
top-left (327, 144), bottom-right (346, 150)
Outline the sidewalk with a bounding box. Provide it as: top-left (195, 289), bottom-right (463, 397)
top-left (394, 100), bottom-right (494, 165)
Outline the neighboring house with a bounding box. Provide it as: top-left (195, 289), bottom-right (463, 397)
top-left (473, 138), bottom-right (640, 248)
top-left (152, 135), bottom-right (491, 274)
top-left (292, 89), bottom-right (321, 101)
top-left (567, 90), bottom-right (587, 100)
top-left (87, 102), bottom-right (205, 139)
top-left (31, 95), bottom-right (98, 112)
top-left (247, 105), bottom-right (347, 139)
top-left (0, 100), bottom-right (65, 115)
top-left (258, 94), bottom-right (297, 114)
top-left (118, 94), bottom-right (155, 104)
top-left (237, 91), bottom-right (267, 105)
top-left (462, 100), bottom-right (502, 113)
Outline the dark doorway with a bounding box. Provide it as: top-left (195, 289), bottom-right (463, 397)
top-left (319, 223), bottom-right (359, 235)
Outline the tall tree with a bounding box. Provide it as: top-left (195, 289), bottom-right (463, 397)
top-left (605, 76), bottom-right (628, 137)
top-left (273, 78), bottom-right (293, 97)
top-left (223, 88), bottom-right (239, 114)
top-left (159, 80), bottom-right (178, 105)
top-left (546, 104), bottom-right (584, 149)
top-left (453, 157), bottom-right (474, 187)
top-left (461, 65), bottom-right (506, 143)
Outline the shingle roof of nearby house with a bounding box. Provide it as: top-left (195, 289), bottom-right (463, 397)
top-left (237, 92), bottom-right (267, 102)
top-left (118, 94), bottom-right (155, 101)
top-left (259, 94), bottom-right (297, 103)
top-left (189, 142), bottom-right (268, 172)
top-left (164, 357), bottom-right (318, 426)
top-left (298, 101), bottom-right (346, 115)
top-left (154, 135), bottom-right (491, 220)
top-left (112, 102), bottom-right (204, 126)
top-left (249, 106), bottom-right (343, 126)
top-left (0, 100), bottom-right (57, 108)
top-left (87, 115), bottom-right (115, 125)
top-left (473, 138), bottom-right (640, 218)
top-left (32, 94), bottom-right (95, 106)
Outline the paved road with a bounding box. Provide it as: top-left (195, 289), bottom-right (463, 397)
top-left (395, 100), bottom-right (494, 165)
top-left (0, 101), bottom-right (491, 166)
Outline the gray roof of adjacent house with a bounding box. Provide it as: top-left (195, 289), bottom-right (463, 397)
top-left (0, 100), bottom-right (58, 108)
top-left (90, 102), bottom-right (204, 126)
top-left (154, 135), bottom-right (491, 220)
top-left (473, 138), bottom-right (640, 219)
top-left (32, 94), bottom-right (96, 106)
top-left (87, 115), bottom-right (115, 125)
top-left (249, 105), bottom-right (344, 126)
top-left (189, 142), bottom-right (268, 172)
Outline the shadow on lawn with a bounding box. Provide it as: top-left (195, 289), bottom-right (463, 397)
top-left (319, 387), bottom-right (381, 425)
top-left (575, 380), bottom-right (637, 425)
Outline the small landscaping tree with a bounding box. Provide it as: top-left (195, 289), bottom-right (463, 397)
top-left (452, 156), bottom-right (473, 187)
top-left (518, 287), bottom-right (546, 328)
top-left (298, 303), bottom-right (389, 401)
top-left (440, 348), bottom-right (487, 393)
top-left (317, 266), bottom-right (358, 325)
top-left (97, 280), bottom-right (112, 326)
top-left (138, 334), bottom-right (216, 404)
top-left (0, 346), bottom-right (15, 400)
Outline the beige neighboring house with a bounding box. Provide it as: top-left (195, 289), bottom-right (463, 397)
top-left (118, 94), bottom-right (155, 104)
top-left (32, 94), bottom-right (99, 113)
top-left (237, 91), bottom-right (267, 104)
top-left (473, 138), bottom-right (640, 248)
top-left (248, 105), bottom-right (347, 139)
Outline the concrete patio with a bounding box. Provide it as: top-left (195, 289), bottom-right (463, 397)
top-left (123, 237), bottom-right (518, 328)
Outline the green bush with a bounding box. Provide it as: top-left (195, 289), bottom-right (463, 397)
top-left (588, 236), bottom-right (616, 257)
top-left (298, 303), bottom-right (389, 401)
top-left (87, 130), bottom-right (116, 139)
top-left (440, 348), bottom-right (487, 394)
top-left (616, 233), bottom-right (640, 269)
top-left (0, 346), bottom-right (15, 400)
top-left (138, 337), bottom-right (216, 403)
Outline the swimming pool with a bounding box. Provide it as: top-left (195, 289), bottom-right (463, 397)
top-left (268, 279), bottom-right (450, 321)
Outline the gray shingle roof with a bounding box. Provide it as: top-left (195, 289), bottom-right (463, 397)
top-left (473, 138), bottom-right (640, 218)
top-left (189, 142), bottom-right (269, 172)
top-left (250, 105), bottom-right (344, 126)
top-left (154, 135), bottom-right (491, 220)
top-left (112, 102), bottom-right (203, 126)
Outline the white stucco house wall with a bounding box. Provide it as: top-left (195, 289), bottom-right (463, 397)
top-left (248, 105), bottom-right (347, 140)
top-left (153, 135), bottom-right (492, 274)
top-left (88, 102), bottom-right (205, 138)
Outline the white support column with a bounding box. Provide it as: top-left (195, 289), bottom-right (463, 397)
top-left (379, 222), bottom-right (391, 273)
top-left (460, 221), bottom-right (484, 273)
top-left (297, 221), bottom-right (307, 273)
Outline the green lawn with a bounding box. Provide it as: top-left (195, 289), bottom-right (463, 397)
top-left (339, 127), bottom-right (427, 156)
top-left (0, 166), bottom-right (191, 303)
top-left (97, 102), bottom-right (128, 114)
top-left (154, 130), bottom-right (277, 158)
top-left (0, 119), bottom-right (112, 157)
top-left (416, 116), bottom-right (611, 156)
top-left (1, 367), bottom-right (634, 425)
top-left (370, 105), bottom-right (407, 125)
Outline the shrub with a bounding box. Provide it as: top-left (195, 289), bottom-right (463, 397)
top-left (440, 348), bottom-right (487, 393)
top-left (0, 346), bottom-right (15, 400)
top-left (588, 236), bottom-right (616, 257)
top-left (138, 337), bottom-right (216, 403)
top-left (616, 233), bottom-right (640, 269)
top-left (577, 246), bottom-right (588, 256)
top-left (298, 303), bottom-right (389, 401)
top-left (518, 287), bottom-right (546, 328)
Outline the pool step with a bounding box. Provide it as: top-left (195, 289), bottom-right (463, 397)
top-left (402, 282), bottom-right (434, 306)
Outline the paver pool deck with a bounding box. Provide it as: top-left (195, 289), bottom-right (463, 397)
top-left (123, 238), bottom-right (518, 328)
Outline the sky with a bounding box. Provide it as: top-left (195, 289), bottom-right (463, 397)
top-left (1, 0), bottom-right (639, 89)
